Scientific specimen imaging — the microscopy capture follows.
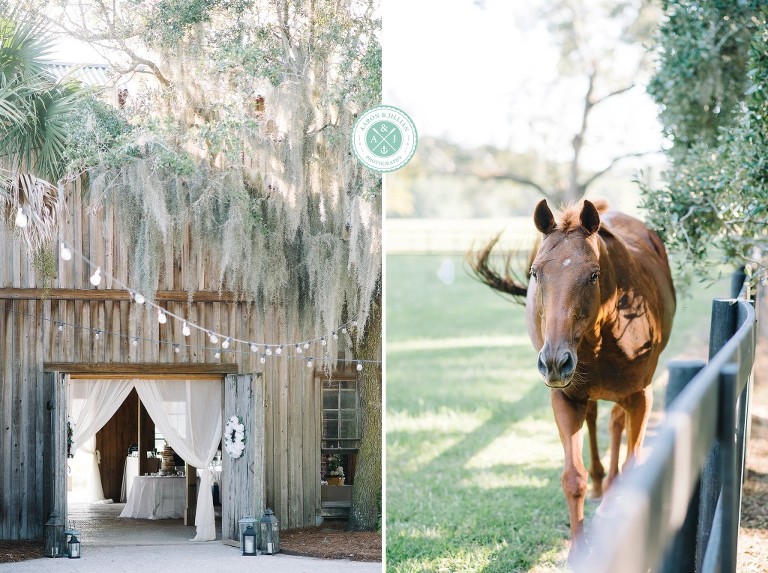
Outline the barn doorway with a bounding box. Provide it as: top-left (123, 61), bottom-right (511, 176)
top-left (42, 365), bottom-right (264, 545)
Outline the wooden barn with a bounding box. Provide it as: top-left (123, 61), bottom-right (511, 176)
top-left (0, 176), bottom-right (377, 544)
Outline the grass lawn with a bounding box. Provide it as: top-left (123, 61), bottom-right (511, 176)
top-left (385, 253), bottom-right (731, 573)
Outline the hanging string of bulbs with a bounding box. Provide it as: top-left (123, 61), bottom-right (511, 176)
top-left (13, 205), bottom-right (376, 371)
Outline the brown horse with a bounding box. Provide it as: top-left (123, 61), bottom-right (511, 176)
top-left (470, 199), bottom-right (675, 556)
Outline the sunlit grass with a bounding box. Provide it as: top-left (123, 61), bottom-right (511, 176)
top-left (386, 253), bottom-right (730, 573)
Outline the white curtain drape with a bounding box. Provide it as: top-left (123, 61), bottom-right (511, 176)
top-left (135, 379), bottom-right (222, 541)
top-left (68, 379), bottom-right (135, 502)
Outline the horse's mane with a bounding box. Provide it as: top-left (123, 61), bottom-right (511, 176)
top-left (559, 199), bottom-right (609, 233)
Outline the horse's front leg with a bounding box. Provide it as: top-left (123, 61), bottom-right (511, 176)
top-left (551, 389), bottom-right (589, 559)
top-left (619, 385), bottom-right (653, 468)
top-left (585, 400), bottom-right (605, 498)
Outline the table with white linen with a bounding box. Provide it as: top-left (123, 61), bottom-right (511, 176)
top-left (119, 476), bottom-right (185, 519)
top-left (120, 456), bottom-right (139, 503)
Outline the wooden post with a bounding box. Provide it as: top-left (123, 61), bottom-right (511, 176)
top-left (185, 463), bottom-right (197, 526)
top-left (659, 360), bottom-right (705, 573)
top-left (697, 299), bottom-right (737, 572)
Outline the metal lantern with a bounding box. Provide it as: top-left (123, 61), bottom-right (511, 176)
top-left (67, 535), bottom-right (81, 559)
top-left (44, 511), bottom-right (64, 558)
top-left (238, 515), bottom-right (258, 552)
top-left (241, 525), bottom-right (258, 556)
top-left (64, 521), bottom-right (81, 558)
top-left (259, 508), bottom-right (280, 555)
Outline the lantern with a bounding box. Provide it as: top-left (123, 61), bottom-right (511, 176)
top-left (64, 521), bottom-right (81, 558)
top-left (68, 535), bottom-right (81, 559)
top-left (259, 508), bottom-right (280, 555)
top-left (44, 511), bottom-right (64, 558)
top-left (238, 514), bottom-right (258, 552)
top-left (241, 525), bottom-right (258, 556)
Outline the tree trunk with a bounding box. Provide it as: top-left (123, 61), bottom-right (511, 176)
top-left (348, 284), bottom-right (382, 531)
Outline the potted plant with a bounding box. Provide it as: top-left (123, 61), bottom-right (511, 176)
top-left (326, 454), bottom-right (345, 486)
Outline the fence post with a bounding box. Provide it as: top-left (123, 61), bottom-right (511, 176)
top-left (659, 359), bottom-right (705, 573)
top-left (719, 364), bottom-right (739, 573)
top-left (697, 299), bottom-right (738, 572)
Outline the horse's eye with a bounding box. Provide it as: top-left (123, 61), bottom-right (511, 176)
top-left (589, 271), bottom-right (599, 284)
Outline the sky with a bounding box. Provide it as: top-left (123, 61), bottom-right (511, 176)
top-left (383, 0), bottom-right (664, 169)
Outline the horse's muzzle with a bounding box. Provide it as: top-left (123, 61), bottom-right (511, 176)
top-left (538, 345), bottom-right (576, 387)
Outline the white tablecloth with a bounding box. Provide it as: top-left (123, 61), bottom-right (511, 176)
top-left (119, 476), bottom-right (185, 519)
top-left (120, 456), bottom-right (139, 503)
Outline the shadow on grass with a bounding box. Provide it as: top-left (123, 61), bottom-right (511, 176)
top-left (387, 382), bottom-right (573, 572)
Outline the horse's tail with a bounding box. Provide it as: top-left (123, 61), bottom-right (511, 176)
top-left (466, 233), bottom-right (530, 306)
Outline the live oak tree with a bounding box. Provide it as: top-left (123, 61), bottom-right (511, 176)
top-left (642, 0), bottom-right (768, 282)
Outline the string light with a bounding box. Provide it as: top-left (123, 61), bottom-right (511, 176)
top-left (59, 242), bottom-right (72, 261)
top-left (306, 358), bottom-right (313, 368)
top-left (214, 349), bottom-right (221, 359)
top-left (43, 240), bottom-right (372, 364)
top-left (14, 208), bottom-right (27, 228)
top-left (94, 330), bottom-right (101, 340)
top-left (89, 267), bottom-right (102, 286)
top-left (356, 361), bottom-right (363, 372)
top-left (260, 355), bottom-right (266, 364)
top-left (174, 344), bottom-right (180, 354)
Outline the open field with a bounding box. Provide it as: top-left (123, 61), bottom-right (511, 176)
top-left (385, 252), bottom-right (731, 573)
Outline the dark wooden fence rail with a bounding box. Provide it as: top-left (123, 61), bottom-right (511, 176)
top-left (574, 297), bottom-right (756, 573)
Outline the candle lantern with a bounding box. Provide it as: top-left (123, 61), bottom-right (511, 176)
top-left (238, 514), bottom-right (258, 552)
top-left (241, 525), bottom-right (258, 556)
top-left (64, 521), bottom-right (81, 558)
top-left (67, 535), bottom-right (81, 558)
top-left (259, 508), bottom-right (280, 555)
top-left (44, 511), bottom-right (64, 558)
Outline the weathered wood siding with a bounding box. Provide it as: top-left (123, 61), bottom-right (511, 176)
top-left (0, 183), bottom-right (328, 539)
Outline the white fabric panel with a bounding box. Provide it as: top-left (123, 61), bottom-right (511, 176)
top-left (134, 379), bottom-right (222, 541)
top-left (119, 476), bottom-right (185, 519)
top-left (68, 379), bottom-right (135, 503)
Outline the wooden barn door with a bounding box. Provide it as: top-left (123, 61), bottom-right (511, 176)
top-left (43, 372), bottom-right (67, 550)
top-left (221, 373), bottom-right (265, 545)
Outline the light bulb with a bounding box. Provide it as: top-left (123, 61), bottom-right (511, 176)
top-left (332, 331), bottom-right (338, 340)
top-left (321, 337), bottom-right (327, 346)
top-left (158, 310), bottom-right (167, 324)
top-left (266, 347), bottom-right (273, 356)
top-left (352, 320), bottom-right (358, 328)
top-left (295, 344), bottom-right (302, 354)
top-left (57, 323), bottom-right (63, 333)
top-left (260, 355), bottom-right (266, 364)
top-left (94, 330), bottom-right (100, 340)
top-left (133, 291), bottom-right (145, 305)
top-left (60, 243), bottom-right (72, 261)
top-left (89, 267), bottom-right (102, 286)
top-left (15, 208), bottom-right (27, 228)
top-left (132, 337), bottom-right (139, 346)
top-left (209, 332), bottom-right (219, 344)
top-left (250, 343), bottom-right (258, 353)
top-left (276, 345), bottom-right (283, 356)
top-left (222, 338), bottom-right (230, 349)
top-left (174, 344), bottom-right (180, 354)
top-left (214, 349), bottom-right (221, 359)
top-left (341, 326), bottom-right (348, 334)
top-left (306, 358), bottom-right (313, 368)
top-left (356, 361), bottom-right (363, 372)
top-left (303, 342), bottom-right (309, 349)
top-left (182, 322), bottom-right (191, 337)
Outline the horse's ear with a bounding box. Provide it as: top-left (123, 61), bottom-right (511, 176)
top-left (534, 200), bottom-right (556, 234)
top-left (580, 200), bottom-right (601, 235)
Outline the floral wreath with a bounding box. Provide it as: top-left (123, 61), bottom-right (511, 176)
top-left (224, 415), bottom-right (246, 459)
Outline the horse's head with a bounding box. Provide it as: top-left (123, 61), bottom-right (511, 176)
top-left (529, 199), bottom-right (606, 388)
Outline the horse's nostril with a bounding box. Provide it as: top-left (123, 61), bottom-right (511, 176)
top-left (537, 352), bottom-right (547, 375)
top-left (559, 351), bottom-right (575, 376)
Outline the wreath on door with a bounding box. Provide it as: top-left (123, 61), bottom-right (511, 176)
top-left (224, 415), bottom-right (246, 458)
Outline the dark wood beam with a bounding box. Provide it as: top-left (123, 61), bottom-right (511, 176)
top-left (0, 288), bottom-right (245, 302)
top-left (44, 362), bottom-right (239, 377)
